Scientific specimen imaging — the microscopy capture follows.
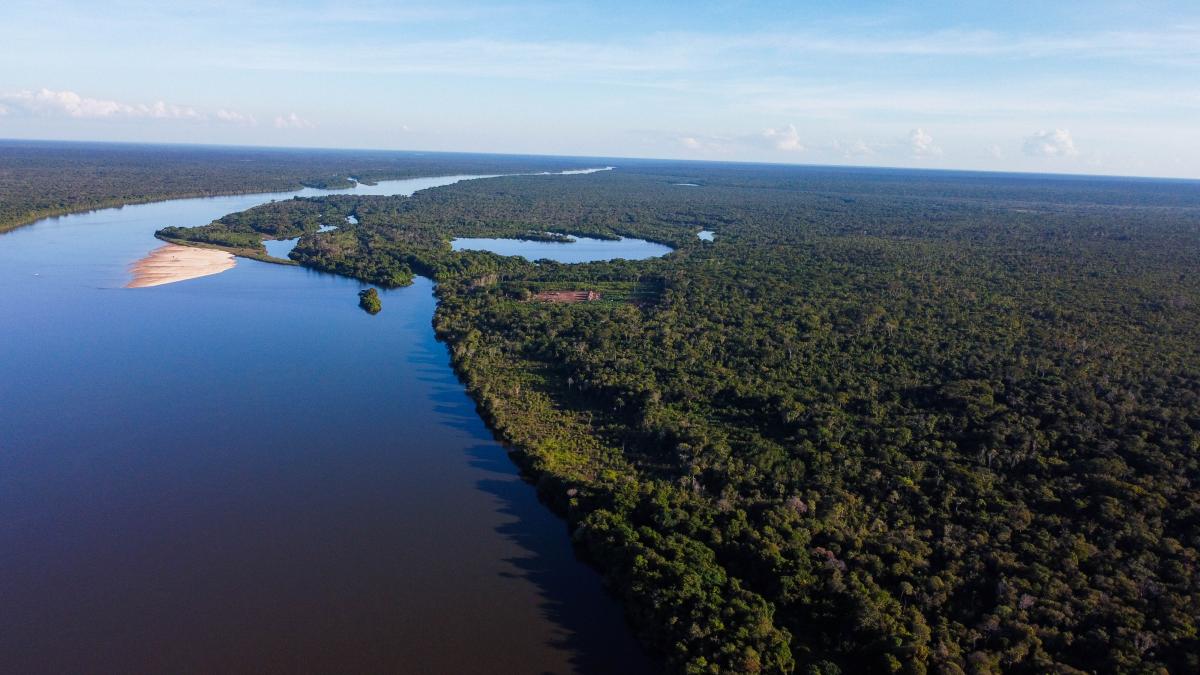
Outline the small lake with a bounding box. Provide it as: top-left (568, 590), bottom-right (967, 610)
top-left (0, 173), bottom-right (652, 673)
top-left (263, 222), bottom-right (340, 259)
top-left (451, 235), bottom-right (672, 263)
top-left (262, 236), bottom-right (301, 259)
top-left (698, 230), bottom-right (715, 241)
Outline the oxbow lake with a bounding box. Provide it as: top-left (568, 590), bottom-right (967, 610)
top-left (0, 173), bottom-right (659, 673)
top-left (451, 235), bottom-right (672, 262)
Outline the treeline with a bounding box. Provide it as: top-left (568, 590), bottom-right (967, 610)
top-left (173, 163), bottom-right (1200, 673)
top-left (0, 139), bottom-right (608, 233)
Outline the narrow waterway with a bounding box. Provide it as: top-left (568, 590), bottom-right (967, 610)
top-left (0, 175), bottom-right (657, 673)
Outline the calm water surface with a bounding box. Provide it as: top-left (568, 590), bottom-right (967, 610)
top-left (451, 235), bottom-right (671, 263)
top-left (261, 236), bottom-right (301, 259)
top-left (0, 175), bottom-right (655, 673)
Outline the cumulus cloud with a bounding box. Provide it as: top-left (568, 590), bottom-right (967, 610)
top-left (216, 108), bottom-right (257, 125)
top-left (1024, 129), bottom-right (1078, 157)
top-left (762, 124), bottom-right (804, 152)
top-left (274, 112), bottom-right (315, 129)
top-left (676, 133), bottom-right (729, 151)
top-left (0, 88), bottom-right (260, 127)
top-left (146, 100), bottom-right (203, 120)
top-left (988, 144), bottom-right (1004, 159)
top-left (1, 88), bottom-right (203, 120)
top-left (908, 128), bottom-right (941, 157)
top-left (832, 138), bottom-right (875, 159)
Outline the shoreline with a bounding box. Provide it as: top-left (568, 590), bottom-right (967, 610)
top-left (0, 186), bottom-right (307, 236)
top-left (154, 233), bottom-right (300, 266)
top-left (0, 166), bottom-right (617, 237)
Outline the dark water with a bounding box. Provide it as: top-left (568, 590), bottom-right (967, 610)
top-left (0, 177), bottom-right (656, 673)
top-left (451, 236), bottom-right (672, 263)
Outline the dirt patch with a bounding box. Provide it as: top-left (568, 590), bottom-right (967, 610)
top-left (532, 290), bottom-right (601, 303)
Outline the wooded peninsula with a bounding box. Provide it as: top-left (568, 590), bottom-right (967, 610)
top-left (0, 139), bottom-right (601, 234)
top-left (161, 162), bottom-right (1200, 673)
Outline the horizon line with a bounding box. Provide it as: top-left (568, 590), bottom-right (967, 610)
top-left (4, 135), bottom-right (1199, 185)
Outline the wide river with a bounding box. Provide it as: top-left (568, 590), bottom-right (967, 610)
top-left (0, 175), bottom-right (661, 673)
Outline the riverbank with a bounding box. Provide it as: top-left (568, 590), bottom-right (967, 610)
top-left (2, 177), bottom-right (655, 672)
top-left (4, 220), bottom-right (652, 673)
top-left (0, 140), bottom-right (616, 237)
top-left (126, 243), bottom-right (236, 287)
top-left (155, 233), bottom-right (301, 267)
top-left (0, 187), bottom-right (304, 236)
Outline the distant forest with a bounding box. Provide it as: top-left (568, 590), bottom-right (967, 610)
top-left (168, 162), bottom-right (1200, 674)
top-left (0, 139), bottom-right (601, 233)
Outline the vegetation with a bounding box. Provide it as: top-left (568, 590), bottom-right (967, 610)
top-left (358, 288), bottom-right (382, 314)
top-left (0, 139), bottom-right (606, 234)
top-left (169, 162), bottom-right (1200, 673)
top-left (516, 280), bottom-right (661, 304)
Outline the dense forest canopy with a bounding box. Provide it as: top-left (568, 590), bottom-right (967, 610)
top-left (0, 139), bottom-right (605, 233)
top-left (172, 162), bottom-right (1200, 673)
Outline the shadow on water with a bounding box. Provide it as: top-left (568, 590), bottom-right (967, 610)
top-left (0, 173), bottom-right (661, 675)
top-left (465, 445), bottom-right (657, 675)
top-left (416, 340), bottom-right (654, 673)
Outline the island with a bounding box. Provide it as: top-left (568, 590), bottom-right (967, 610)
top-left (358, 288), bottom-right (382, 314)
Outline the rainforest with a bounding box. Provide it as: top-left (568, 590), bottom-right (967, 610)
top-left (160, 162), bottom-right (1200, 673)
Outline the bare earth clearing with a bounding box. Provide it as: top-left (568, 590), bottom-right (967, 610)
top-left (532, 290), bottom-right (601, 303)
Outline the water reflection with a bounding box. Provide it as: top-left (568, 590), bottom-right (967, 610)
top-left (451, 236), bottom-right (671, 263)
top-left (0, 177), bottom-right (651, 673)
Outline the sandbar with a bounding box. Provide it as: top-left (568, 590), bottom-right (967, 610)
top-left (126, 243), bottom-right (236, 288)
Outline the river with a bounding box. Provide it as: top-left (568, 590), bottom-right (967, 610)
top-left (0, 175), bottom-right (657, 673)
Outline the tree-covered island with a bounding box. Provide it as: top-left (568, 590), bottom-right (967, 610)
top-left (358, 288), bottom-right (382, 314)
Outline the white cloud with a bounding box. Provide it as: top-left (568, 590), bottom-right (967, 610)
top-left (1023, 129), bottom-right (1078, 157)
top-left (216, 108), bottom-right (257, 125)
top-left (0, 88), bottom-right (264, 127)
top-left (908, 128), bottom-right (941, 157)
top-left (987, 144), bottom-right (1004, 159)
top-left (274, 112), bottom-right (315, 129)
top-left (1, 88), bottom-right (203, 120)
top-left (676, 134), bottom-right (738, 154)
top-left (832, 139), bottom-right (875, 159)
top-left (146, 100), bottom-right (203, 120)
top-left (762, 123), bottom-right (804, 152)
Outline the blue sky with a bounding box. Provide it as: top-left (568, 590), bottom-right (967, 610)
top-left (2, 0), bottom-right (1198, 178)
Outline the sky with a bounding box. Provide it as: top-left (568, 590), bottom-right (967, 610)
top-left (1, 0), bottom-right (1199, 178)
